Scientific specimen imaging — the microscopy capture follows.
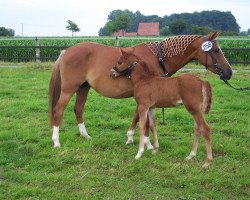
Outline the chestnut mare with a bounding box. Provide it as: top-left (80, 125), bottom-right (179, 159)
top-left (49, 32), bottom-right (232, 148)
top-left (110, 49), bottom-right (212, 167)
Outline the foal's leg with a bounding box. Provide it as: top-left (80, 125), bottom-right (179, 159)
top-left (74, 83), bottom-right (91, 139)
top-left (148, 108), bottom-right (159, 154)
top-left (193, 113), bottom-right (212, 167)
top-left (52, 91), bottom-right (75, 147)
top-left (135, 106), bottom-right (148, 159)
top-left (186, 122), bottom-right (200, 160)
top-left (126, 106), bottom-right (153, 150)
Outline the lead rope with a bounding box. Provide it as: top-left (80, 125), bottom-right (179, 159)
top-left (157, 42), bottom-right (169, 125)
top-left (222, 79), bottom-right (250, 91)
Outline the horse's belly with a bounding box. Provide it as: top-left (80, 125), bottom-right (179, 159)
top-left (89, 78), bottom-right (134, 98)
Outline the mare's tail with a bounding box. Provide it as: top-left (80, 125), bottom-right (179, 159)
top-left (201, 81), bottom-right (212, 114)
top-left (48, 50), bottom-right (65, 127)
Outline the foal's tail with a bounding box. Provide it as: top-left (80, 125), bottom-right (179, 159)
top-left (201, 81), bottom-right (212, 114)
top-left (48, 50), bottom-right (65, 127)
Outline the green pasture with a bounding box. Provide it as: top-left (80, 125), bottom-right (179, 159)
top-left (0, 64), bottom-right (249, 199)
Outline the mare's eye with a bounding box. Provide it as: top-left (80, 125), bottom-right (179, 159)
top-left (214, 49), bottom-right (220, 54)
top-left (118, 61), bottom-right (122, 65)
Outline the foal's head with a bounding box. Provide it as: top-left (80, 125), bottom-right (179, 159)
top-left (110, 48), bottom-right (140, 79)
top-left (195, 32), bottom-right (233, 80)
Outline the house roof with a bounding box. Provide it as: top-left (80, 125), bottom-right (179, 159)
top-left (113, 22), bottom-right (160, 36)
top-left (137, 22), bottom-right (160, 36)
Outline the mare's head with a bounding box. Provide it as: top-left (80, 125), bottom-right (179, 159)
top-left (110, 48), bottom-right (140, 79)
top-left (195, 31), bottom-right (232, 80)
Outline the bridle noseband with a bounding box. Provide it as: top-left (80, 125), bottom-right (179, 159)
top-left (112, 61), bottom-right (139, 78)
top-left (203, 36), bottom-right (224, 79)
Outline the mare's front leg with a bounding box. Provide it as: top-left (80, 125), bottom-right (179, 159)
top-left (74, 83), bottom-right (91, 139)
top-left (135, 106), bottom-right (148, 159)
top-left (126, 106), bottom-right (153, 150)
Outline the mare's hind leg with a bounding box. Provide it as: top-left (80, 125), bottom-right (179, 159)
top-left (126, 106), bottom-right (153, 149)
top-left (74, 83), bottom-right (91, 139)
top-left (52, 91), bottom-right (75, 147)
top-left (126, 107), bottom-right (139, 144)
top-left (192, 112), bottom-right (212, 167)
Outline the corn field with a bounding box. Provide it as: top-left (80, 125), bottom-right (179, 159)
top-left (0, 36), bottom-right (249, 63)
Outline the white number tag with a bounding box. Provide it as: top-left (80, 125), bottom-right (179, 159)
top-left (201, 41), bottom-right (213, 52)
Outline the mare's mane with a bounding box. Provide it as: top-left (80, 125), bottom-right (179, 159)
top-left (146, 35), bottom-right (200, 58)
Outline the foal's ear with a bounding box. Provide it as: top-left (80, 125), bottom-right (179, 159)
top-left (207, 31), bottom-right (221, 40)
top-left (120, 48), bottom-right (128, 56)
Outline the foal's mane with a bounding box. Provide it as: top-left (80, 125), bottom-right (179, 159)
top-left (146, 35), bottom-right (200, 58)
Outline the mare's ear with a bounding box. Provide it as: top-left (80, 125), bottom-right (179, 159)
top-left (207, 31), bottom-right (221, 40)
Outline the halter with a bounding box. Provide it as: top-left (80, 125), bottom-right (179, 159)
top-left (112, 61), bottom-right (139, 78)
top-left (203, 36), bottom-right (250, 91)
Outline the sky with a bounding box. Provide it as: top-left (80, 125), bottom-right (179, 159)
top-left (1, 0), bottom-right (249, 36)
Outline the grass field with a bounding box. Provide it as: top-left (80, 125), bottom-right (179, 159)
top-left (0, 64), bottom-right (249, 199)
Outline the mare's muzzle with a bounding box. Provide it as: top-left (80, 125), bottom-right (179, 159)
top-left (220, 68), bottom-right (232, 80)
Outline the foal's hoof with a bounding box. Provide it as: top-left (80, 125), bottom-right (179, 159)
top-left (152, 149), bottom-right (158, 155)
top-left (185, 153), bottom-right (196, 160)
top-left (126, 140), bottom-right (133, 145)
top-left (146, 143), bottom-right (154, 150)
top-left (54, 143), bottom-right (61, 148)
top-left (202, 159), bottom-right (212, 168)
top-left (80, 133), bottom-right (91, 139)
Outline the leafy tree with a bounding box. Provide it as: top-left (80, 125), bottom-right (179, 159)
top-left (99, 9), bottom-right (240, 36)
top-left (160, 26), bottom-right (171, 36)
top-left (106, 12), bottom-right (132, 36)
top-left (248, 29), bottom-right (250, 35)
top-left (66, 20), bottom-right (80, 36)
top-left (98, 26), bottom-right (110, 36)
top-left (189, 24), bottom-right (212, 35)
top-left (169, 19), bottom-right (187, 35)
top-left (0, 27), bottom-right (15, 36)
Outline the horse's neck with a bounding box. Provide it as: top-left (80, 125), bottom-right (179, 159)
top-left (166, 37), bottom-right (201, 74)
top-left (130, 61), bottom-right (152, 84)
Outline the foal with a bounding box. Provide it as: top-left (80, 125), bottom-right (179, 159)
top-left (110, 49), bottom-right (213, 167)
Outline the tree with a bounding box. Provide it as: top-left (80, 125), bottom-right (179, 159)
top-left (66, 20), bottom-right (80, 36)
top-left (0, 27), bottom-right (15, 36)
top-left (160, 26), bottom-right (171, 36)
top-left (106, 12), bottom-right (132, 36)
top-left (169, 19), bottom-right (187, 35)
top-left (189, 24), bottom-right (212, 35)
